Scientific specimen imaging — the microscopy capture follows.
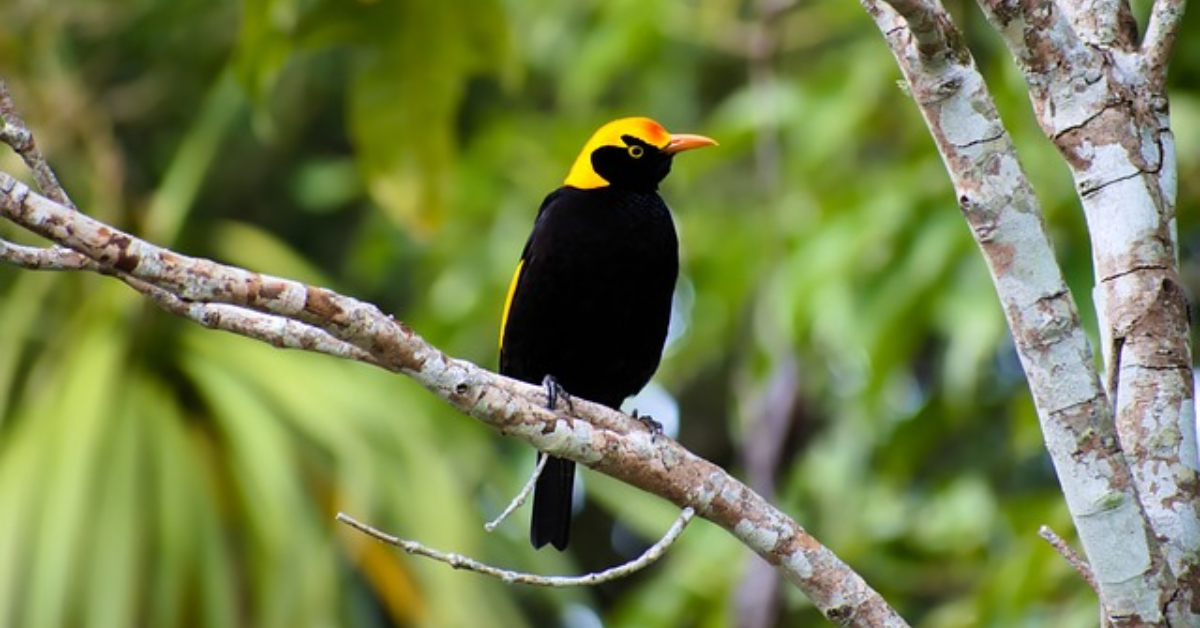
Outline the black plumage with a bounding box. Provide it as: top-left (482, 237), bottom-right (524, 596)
top-left (498, 118), bottom-right (712, 550)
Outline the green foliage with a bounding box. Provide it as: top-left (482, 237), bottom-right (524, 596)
top-left (1, 0), bottom-right (1198, 626)
top-left (236, 0), bottom-right (513, 235)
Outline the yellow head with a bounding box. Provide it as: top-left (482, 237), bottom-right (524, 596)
top-left (563, 117), bottom-right (717, 191)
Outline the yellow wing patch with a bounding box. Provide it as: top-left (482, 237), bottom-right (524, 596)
top-left (499, 259), bottom-right (525, 349)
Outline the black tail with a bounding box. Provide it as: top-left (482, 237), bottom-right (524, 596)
top-left (530, 454), bottom-right (575, 550)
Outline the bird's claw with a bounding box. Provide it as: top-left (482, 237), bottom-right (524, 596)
top-left (542, 375), bottom-right (574, 413)
top-left (631, 409), bottom-right (663, 442)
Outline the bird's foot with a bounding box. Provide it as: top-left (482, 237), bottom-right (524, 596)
top-left (631, 409), bottom-right (663, 442)
top-left (542, 375), bottom-right (574, 413)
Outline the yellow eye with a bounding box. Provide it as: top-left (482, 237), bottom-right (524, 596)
top-left (627, 145), bottom-right (644, 159)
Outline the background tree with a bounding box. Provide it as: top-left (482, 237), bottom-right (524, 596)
top-left (0, 0), bottom-right (1197, 627)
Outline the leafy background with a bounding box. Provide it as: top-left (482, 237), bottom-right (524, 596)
top-left (0, 0), bottom-right (1197, 626)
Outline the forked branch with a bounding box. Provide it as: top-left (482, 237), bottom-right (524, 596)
top-left (861, 0), bottom-right (1177, 624)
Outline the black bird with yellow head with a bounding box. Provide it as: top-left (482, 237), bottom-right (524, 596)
top-left (499, 117), bottom-right (716, 550)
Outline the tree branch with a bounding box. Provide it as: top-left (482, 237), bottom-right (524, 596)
top-left (0, 236), bottom-right (379, 365)
top-left (0, 239), bottom-right (95, 270)
top-left (1057, 0), bottom-right (1139, 51)
top-left (1142, 0), bottom-right (1188, 92)
top-left (144, 294), bottom-right (381, 365)
top-left (484, 453), bottom-right (549, 532)
top-left (338, 508), bottom-right (696, 587)
top-left (876, 0), bottom-right (959, 65)
top-left (975, 0), bottom-right (1200, 613)
top-left (859, 1), bottom-right (1178, 624)
top-left (1039, 525), bottom-right (1098, 594)
top-left (0, 131), bottom-right (911, 628)
top-left (0, 83), bottom-right (75, 209)
top-left (973, 0), bottom-right (1106, 137)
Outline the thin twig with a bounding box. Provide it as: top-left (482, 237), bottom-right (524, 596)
top-left (1142, 0), bottom-right (1187, 92)
top-left (0, 239), bottom-right (96, 270)
top-left (485, 453), bottom-right (549, 532)
top-left (1038, 525), bottom-right (1098, 594)
top-left (338, 508), bottom-right (695, 587)
top-left (143, 292), bottom-right (382, 364)
top-left (0, 237), bottom-right (378, 365)
top-left (0, 79), bottom-right (75, 208)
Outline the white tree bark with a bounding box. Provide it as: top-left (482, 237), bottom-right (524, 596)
top-left (977, 0), bottom-right (1199, 623)
top-left (863, 0), bottom-right (1197, 624)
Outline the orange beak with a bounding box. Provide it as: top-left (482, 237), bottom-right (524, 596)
top-left (664, 133), bottom-right (718, 155)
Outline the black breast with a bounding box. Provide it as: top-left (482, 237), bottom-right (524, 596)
top-left (500, 186), bottom-right (679, 409)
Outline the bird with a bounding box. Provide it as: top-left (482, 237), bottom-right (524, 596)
top-left (498, 117), bottom-right (716, 550)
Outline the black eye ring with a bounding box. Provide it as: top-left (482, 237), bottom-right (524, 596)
top-left (628, 145), bottom-right (644, 159)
